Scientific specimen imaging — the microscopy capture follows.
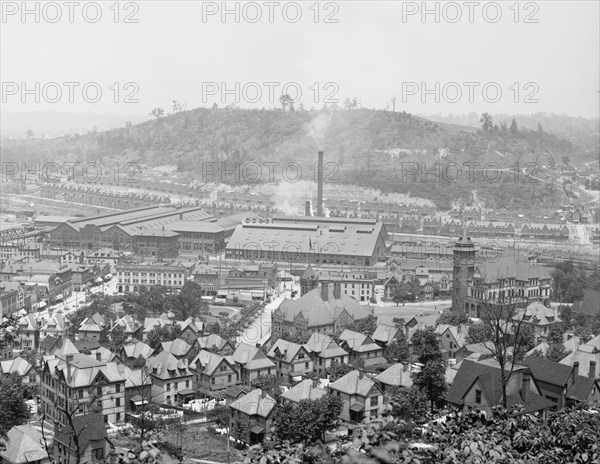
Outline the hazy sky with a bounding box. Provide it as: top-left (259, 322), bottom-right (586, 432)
top-left (1, 1), bottom-right (599, 117)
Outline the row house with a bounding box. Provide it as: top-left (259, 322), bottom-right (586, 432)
top-left (328, 369), bottom-right (385, 423)
top-left (190, 350), bottom-right (238, 394)
top-left (116, 262), bottom-right (193, 293)
top-left (338, 330), bottom-right (385, 366)
top-left (266, 339), bottom-right (313, 380)
top-left (305, 333), bottom-right (349, 375)
top-left (232, 343), bottom-right (276, 386)
top-left (39, 353), bottom-right (126, 426)
top-left (520, 223), bottom-right (569, 241)
top-left (146, 351), bottom-right (194, 405)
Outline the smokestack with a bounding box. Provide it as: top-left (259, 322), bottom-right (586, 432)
top-left (333, 282), bottom-right (341, 300)
top-left (305, 200), bottom-right (312, 217)
top-left (590, 361), bottom-right (596, 379)
top-left (317, 151), bottom-right (324, 216)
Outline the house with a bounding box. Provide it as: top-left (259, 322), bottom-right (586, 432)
top-left (231, 343), bottom-right (276, 386)
top-left (305, 333), bottom-right (349, 375)
top-left (404, 315), bottom-right (438, 342)
top-left (455, 341), bottom-right (498, 363)
top-left (116, 363), bottom-right (152, 412)
top-left (88, 347), bottom-right (117, 363)
top-left (328, 369), bottom-right (385, 423)
top-left (39, 335), bottom-right (60, 356)
top-left (280, 378), bottom-right (327, 405)
top-left (382, 274), bottom-right (402, 301)
top-left (78, 312), bottom-right (106, 342)
top-left (266, 339), bottom-right (313, 380)
top-left (526, 335), bottom-right (583, 358)
top-left (435, 324), bottom-right (468, 359)
top-left (446, 359), bottom-right (556, 415)
top-left (196, 333), bottom-right (234, 355)
top-left (229, 388), bottom-right (277, 444)
top-left (118, 340), bottom-right (155, 364)
top-left (190, 350), bottom-right (238, 393)
top-left (271, 283), bottom-right (371, 339)
top-left (523, 358), bottom-right (600, 409)
top-left (513, 302), bottom-right (562, 344)
top-left (176, 317), bottom-right (204, 344)
top-left (0, 424), bottom-right (50, 464)
top-left (0, 356), bottom-right (38, 390)
top-left (224, 385), bottom-right (251, 405)
top-left (15, 314), bottom-right (40, 351)
top-left (53, 413), bottom-right (113, 464)
top-left (160, 338), bottom-right (194, 360)
top-left (39, 312), bottom-right (70, 340)
top-left (39, 353), bottom-right (126, 426)
top-left (375, 363), bottom-right (413, 395)
top-left (111, 314), bottom-right (142, 339)
top-left (560, 346), bottom-right (600, 379)
top-left (371, 322), bottom-right (404, 348)
top-left (337, 330), bottom-right (385, 366)
top-left (146, 351), bottom-right (194, 405)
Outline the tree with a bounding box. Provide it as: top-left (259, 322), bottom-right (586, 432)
top-left (108, 324), bottom-right (128, 353)
top-left (466, 321), bottom-right (493, 344)
top-left (169, 281), bottom-right (207, 320)
top-left (149, 107), bottom-right (164, 120)
top-left (146, 324), bottom-right (182, 351)
top-left (388, 385), bottom-right (429, 423)
top-left (26, 129), bottom-right (34, 138)
top-left (207, 404), bottom-right (229, 428)
top-left (326, 359), bottom-right (354, 381)
top-left (474, 290), bottom-right (534, 409)
top-left (411, 360), bottom-right (446, 414)
top-left (279, 94), bottom-right (294, 112)
top-left (514, 324), bottom-right (536, 362)
top-left (509, 118), bottom-right (519, 133)
top-left (384, 335), bottom-right (410, 365)
top-left (281, 331), bottom-right (311, 344)
top-left (271, 394), bottom-right (343, 443)
top-left (251, 375), bottom-right (283, 399)
top-left (344, 315), bottom-right (378, 334)
top-left (0, 316), bottom-right (19, 352)
top-left (411, 330), bottom-right (443, 364)
top-left (437, 310), bottom-right (469, 326)
top-left (480, 112), bottom-right (493, 131)
top-left (546, 343), bottom-right (571, 362)
top-left (0, 373), bottom-right (30, 440)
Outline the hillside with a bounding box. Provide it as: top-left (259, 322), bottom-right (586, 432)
top-left (1, 107), bottom-right (585, 210)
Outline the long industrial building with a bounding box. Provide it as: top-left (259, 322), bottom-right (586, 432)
top-left (225, 216), bottom-right (390, 266)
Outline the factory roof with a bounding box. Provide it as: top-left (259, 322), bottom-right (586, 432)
top-left (226, 221), bottom-right (384, 258)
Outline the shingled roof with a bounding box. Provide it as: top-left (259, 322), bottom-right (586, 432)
top-left (1, 424), bottom-right (48, 464)
top-left (275, 286), bottom-right (370, 328)
top-left (230, 389), bottom-right (276, 418)
top-left (280, 379), bottom-right (327, 403)
top-left (329, 370), bottom-right (378, 396)
top-left (54, 413), bottom-right (110, 452)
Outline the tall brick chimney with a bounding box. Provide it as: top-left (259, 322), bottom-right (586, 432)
top-left (590, 361), bottom-right (596, 379)
top-left (333, 282), bottom-right (341, 300)
top-left (573, 361), bottom-right (579, 379)
top-left (305, 200), bottom-right (312, 217)
top-left (321, 282), bottom-right (329, 301)
top-left (317, 151), bottom-right (324, 217)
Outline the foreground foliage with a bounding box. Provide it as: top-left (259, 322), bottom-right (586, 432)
top-left (240, 406), bottom-right (600, 464)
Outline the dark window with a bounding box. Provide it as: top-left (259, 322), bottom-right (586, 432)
top-left (94, 448), bottom-right (104, 460)
top-left (475, 390), bottom-right (482, 404)
top-left (369, 395), bottom-right (379, 407)
top-left (116, 384), bottom-right (121, 393)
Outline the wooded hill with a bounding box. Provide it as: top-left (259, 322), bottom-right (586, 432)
top-left (1, 106), bottom-right (584, 210)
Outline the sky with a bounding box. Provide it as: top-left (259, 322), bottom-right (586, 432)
top-left (1, 0), bottom-right (599, 118)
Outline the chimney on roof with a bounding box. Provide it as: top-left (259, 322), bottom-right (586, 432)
top-left (305, 200), bottom-right (312, 217)
top-left (261, 389), bottom-right (266, 399)
top-left (333, 282), bottom-right (341, 300)
top-left (573, 361), bottom-right (579, 379)
top-left (358, 368), bottom-right (364, 379)
top-left (522, 369), bottom-right (531, 403)
top-left (321, 282), bottom-right (329, 301)
top-left (590, 361), bottom-right (597, 379)
top-left (403, 363), bottom-right (408, 373)
top-left (96, 351), bottom-right (102, 361)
